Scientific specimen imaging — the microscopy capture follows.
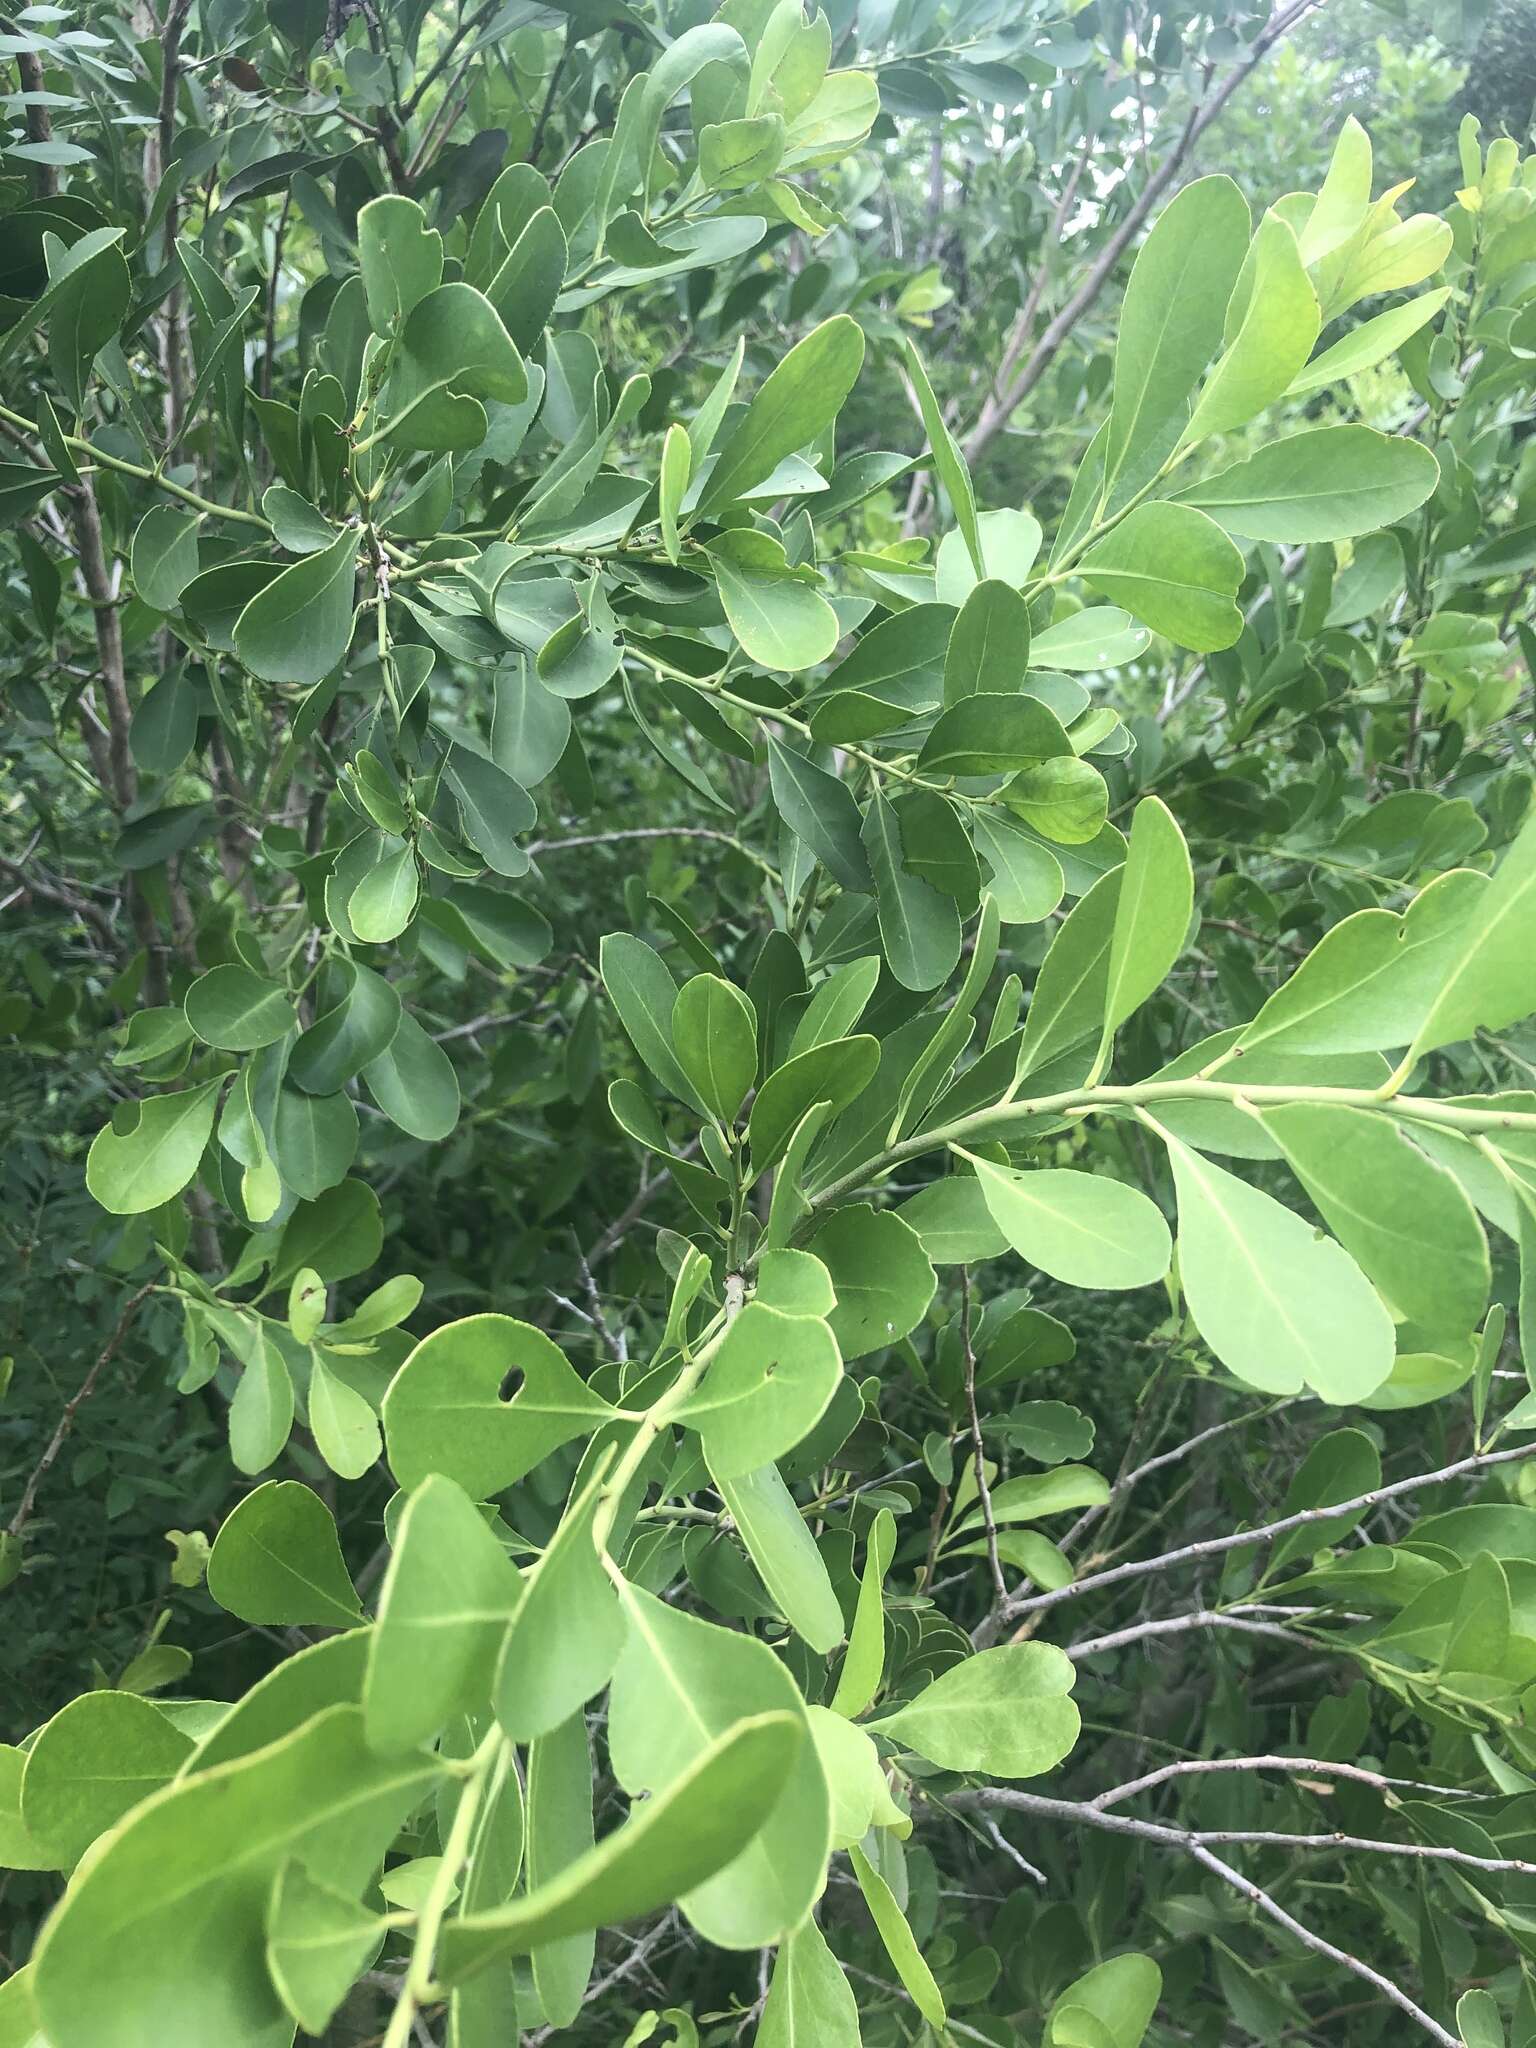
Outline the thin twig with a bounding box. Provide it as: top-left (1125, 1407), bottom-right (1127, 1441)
top-left (959, 1268), bottom-right (1006, 1604)
top-left (7, 1285), bottom-right (155, 1542)
top-left (989, 1439), bottom-right (1536, 1634)
top-left (971, 1789), bottom-right (1459, 2046)
top-left (1091, 1754), bottom-right (1486, 1811)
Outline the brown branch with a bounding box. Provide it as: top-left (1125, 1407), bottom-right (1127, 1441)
top-left (14, 48), bottom-right (59, 196)
top-left (0, 852), bottom-right (119, 949)
top-left (7, 1284), bottom-right (155, 1542)
top-left (961, 0), bottom-right (1323, 465)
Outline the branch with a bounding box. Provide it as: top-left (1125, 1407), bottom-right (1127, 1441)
top-left (7, 1284), bottom-right (155, 1542)
top-left (961, 0), bottom-right (1323, 464)
top-left (1092, 1754), bottom-right (1486, 1811)
top-left (14, 48), bottom-right (59, 196)
top-left (994, 1439), bottom-right (1536, 1630)
top-left (960, 1267), bottom-right (1007, 1604)
top-left (1067, 1606), bottom-right (1309, 1660)
top-left (970, 1789), bottom-right (1460, 2047)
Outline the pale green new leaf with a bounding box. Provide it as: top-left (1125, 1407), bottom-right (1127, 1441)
top-left (964, 1155), bottom-right (1172, 1291)
top-left (870, 1643), bottom-right (1079, 1778)
top-left (1184, 211), bottom-right (1320, 444)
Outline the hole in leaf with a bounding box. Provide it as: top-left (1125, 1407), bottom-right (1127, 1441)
top-left (499, 1366), bottom-right (525, 1403)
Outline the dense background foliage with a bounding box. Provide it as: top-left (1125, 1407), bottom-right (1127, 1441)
top-left (8, 0), bottom-right (1536, 2044)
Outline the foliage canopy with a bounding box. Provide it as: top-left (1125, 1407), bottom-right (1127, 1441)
top-left (6, 1), bottom-right (1536, 2045)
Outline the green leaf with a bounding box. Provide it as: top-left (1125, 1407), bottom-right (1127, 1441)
top-left (130, 665), bottom-right (199, 777)
top-left (607, 1583), bottom-right (830, 1949)
top-left (207, 1481), bottom-right (364, 1628)
top-left (659, 421), bottom-right (690, 563)
top-left (1288, 288), bottom-right (1450, 397)
top-left (700, 315), bottom-right (864, 512)
top-left (265, 1860), bottom-right (384, 2037)
top-left (1046, 1955), bottom-right (1162, 2048)
top-left (1262, 1104), bottom-right (1490, 1339)
top-left (758, 1917), bottom-right (861, 2048)
top-left (526, 1709), bottom-right (594, 2027)
top-left (965, 1155), bottom-right (1172, 1290)
top-left (809, 1204), bottom-right (937, 1359)
top-left (308, 1356), bottom-right (383, 1480)
top-left (130, 505), bottom-right (201, 614)
top-left (600, 932), bottom-right (708, 1114)
top-left (871, 1643), bottom-right (1079, 1777)
top-left (917, 694), bottom-right (1071, 776)
top-left (680, 1302), bottom-right (843, 1480)
top-left (672, 974), bottom-right (758, 1124)
top-left (347, 844), bottom-right (419, 943)
top-left (184, 964), bottom-right (296, 1051)
top-left (952, 1465), bottom-right (1109, 1528)
top-left (892, 892), bottom-right (1000, 1143)
top-left (357, 194), bottom-right (443, 335)
top-left (765, 732), bottom-right (872, 893)
top-left (382, 282), bottom-right (528, 451)
top-left (1004, 756), bottom-right (1109, 845)
top-left (1015, 865), bottom-right (1123, 1081)
top-left (897, 1176), bottom-right (1011, 1264)
top-left (1095, 796), bottom-right (1193, 1070)
top-left (1181, 425), bottom-right (1440, 542)
top-left (1236, 866), bottom-right (1486, 1057)
top-left (1163, 1130), bottom-right (1396, 1402)
top-left (1029, 607), bottom-right (1149, 671)
top-left (365, 1474), bottom-right (522, 1752)
top-left (714, 1463), bottom-right (845, 1653)
top-left (86, 1081), bottom-right (220, 1215)
top-left (383, 1313), bottom-right (616, 1496)
top-left (31, 1707), bottom-right (439, 2048)
top-left (848, 1842), bottom-right (947, 2028)
top-left (440, 1712), bottom-right (802, 1982)
top-left (861, 789), bottom-right (961, 993)
top-left (1405, 811), bottom-right (1536, 1063)
top-left (233, 525), bottom-right (361, 686)
top-left (1457, 1987), bottom-right (1506, 2048)
top-left (973, 809), bottom-right (1065, 926)
top-left (227, 1329), bottom-right (295, 1474)
top-left (1104, 175), bottom-right (1251, 498)
top-left (289, 962), bottom-right (401, 1095)
top-left (831, 1507), bottom-right (896, 1716)
top-left (1184, 211), bottom-right (1320, 444)
top-left (495, 1459), bottom-right (624, 1743)
top-left (901, 335), bottom-right (981, 574)
top-left (22, 1692), bottom-right (192, 1869)
top-left (270, 1178), bottom-right (383, 1288)
top-left (748, 1035), bottom-right (880, 1175)
top-left (1268, 1427), bottom-right (1383, 1573)
top-left (364, 1008), bottom-right (461, 1142)
top-left (942, 579), bottom-right (1031, 702)
top-left (1081, 503), bottom-right (1244, 653)
top-left (707, 529), bottom-right (840, 670)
